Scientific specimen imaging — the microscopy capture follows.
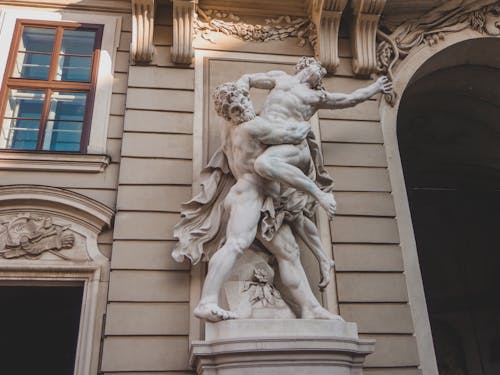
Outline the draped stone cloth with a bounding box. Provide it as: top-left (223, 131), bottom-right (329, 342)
top-left (172, 132), bottom-right (334, 265)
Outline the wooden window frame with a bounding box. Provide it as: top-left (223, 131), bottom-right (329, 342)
top-left (0, 19), bottom-right (104, 153)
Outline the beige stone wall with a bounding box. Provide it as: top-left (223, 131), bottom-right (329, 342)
top-left (319, 40), bottom-right (419, 375)
top-left (101, 4), bottom-right (194, 373)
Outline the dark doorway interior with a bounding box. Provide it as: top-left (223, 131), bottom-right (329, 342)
top-left (398, 64), bottom-right (500, 375)
top-left (0, 285), bottom-right (84, 375)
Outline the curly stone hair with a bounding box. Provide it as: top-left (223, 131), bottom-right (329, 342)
top-left (294, 56), bottom-right (326, 76)
top-left (213, 82), bottom-right (253, 124)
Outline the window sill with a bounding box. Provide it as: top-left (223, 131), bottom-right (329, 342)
top-left (0, 151), bottom-right (111, 172)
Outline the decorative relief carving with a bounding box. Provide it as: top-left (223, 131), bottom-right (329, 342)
top-left (172, 0), bottom-right (196, 65)
top-left (131, 0), bottom-right (155, 64)
top-left (242, 268), bottom-right (282, 307)
top-left (377, 0), bottom-right (500, 104)
top-left (307, 0), bottom-right (348, 73)
top-left (0, 214), bottom-right (75, 260)
top-left (194, 7), bottom-right (314, 46)
top-left (350, 0), bottom-right (386, 75)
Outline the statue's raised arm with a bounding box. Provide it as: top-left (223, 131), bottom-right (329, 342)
top-left (318, 76), bottom-right (393, 109)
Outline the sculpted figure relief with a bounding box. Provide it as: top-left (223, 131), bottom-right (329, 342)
top-left (173, 57), bottom-right (392, 322)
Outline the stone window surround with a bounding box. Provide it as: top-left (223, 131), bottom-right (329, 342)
top-left (0, 185), bottom-right (114, 375)
top-left (0, 7), bottom-right (122, 172)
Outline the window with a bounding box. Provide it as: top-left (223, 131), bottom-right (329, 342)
top-left (0, 20), bottom-right (103, 152)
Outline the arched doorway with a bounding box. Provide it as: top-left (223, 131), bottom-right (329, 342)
top-left (397, 49), bottom-right (500, 374)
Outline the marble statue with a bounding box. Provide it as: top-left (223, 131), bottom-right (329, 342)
top-left (173, 57), bottom-right (392, 322)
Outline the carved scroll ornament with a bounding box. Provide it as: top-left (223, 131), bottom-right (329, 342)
top-left (377, 0), bottom-right (500, 104)
top-left (172, 0), bottom-right (196, 65)
top-left (0, 214), bottom-right (75, 260)
top-left (307, 0), bottom-right (348, 73)
top-left (131, 0), bottom-right (155, 64)
top-left (350, 0), bottom-right (386, 75)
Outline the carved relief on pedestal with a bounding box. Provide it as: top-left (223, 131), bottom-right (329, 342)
top-left (0, 214), bottom-right (75, 260)
top-left (377, 0), bottom-right (500, 104)
top-left (307, 0), bottom-right (348, 73)
top-left (131, 0), bottom-right (155, 64)
top-left (350, 0), bottom-right (386, 76)
top-left (172, 0), bottom-right (196, 65)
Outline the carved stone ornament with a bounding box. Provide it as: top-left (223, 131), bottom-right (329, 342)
top-left (0, 214), bottom-right (75, 260)
top-left (350, 0), bottom-right (386, 75)
top-left (194, 7), bottom-right (314, 47)
top-left (307, 0), bottom-right (348, 73)
top-left (377, 0), bottom-right (500, 104)
top-left (131, 0), bottom-right (155, 64)
top-left (172, 0), bottom-right (196, 64)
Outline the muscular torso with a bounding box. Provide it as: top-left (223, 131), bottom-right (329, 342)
top-left (259, 76), bottom-right (323, 123)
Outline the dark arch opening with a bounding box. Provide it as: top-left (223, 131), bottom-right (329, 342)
top-left (398, 55), bottom-right (500, 374)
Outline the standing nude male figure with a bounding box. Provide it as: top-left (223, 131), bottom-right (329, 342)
top-left (174, 58), bottom-right (392, 321)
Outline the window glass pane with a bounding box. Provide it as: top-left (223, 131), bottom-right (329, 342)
top-left (60, 29), bottom-right (96, 55)
top-left (12, 52), bottom-right (51, 80)
top-left (48, 92), bottom-right (87, 122)
top-left (43, 92), bottom-right (87, 151)
top-left (4, 89), bottom-right (45, 119)
top-left (1, 119), bottom-right (40, 150)
top-left (43, 121), bottom-right (83, 151)
top-left (19, 27), bottom-right (56, 53)
top-left (1, 90), bottom-right (44, 150)
top-left (56, 55), bottom-right (92, 82)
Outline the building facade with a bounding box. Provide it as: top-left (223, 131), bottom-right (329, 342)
top-left (0, 0), bottom-right (499, 374)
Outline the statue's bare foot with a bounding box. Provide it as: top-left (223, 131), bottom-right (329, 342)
top-left (302, 305), bottom-right (344, 321)
top-left (318, 259), bottom-right (335, 289)
top-left (194, 303), bottom-right (238, 322)
top-left (318, 192), bottom-right (336, 219)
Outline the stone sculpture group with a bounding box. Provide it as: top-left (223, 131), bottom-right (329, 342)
top-left (173, 57), bottom-right (392, 322)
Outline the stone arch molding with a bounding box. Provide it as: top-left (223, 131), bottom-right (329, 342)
top-left (0, 185), bottom-right (113, 264)
top-left (0, 185), bottom-right (114, 375)
top-left (379, 33), bottom-right (500, 375)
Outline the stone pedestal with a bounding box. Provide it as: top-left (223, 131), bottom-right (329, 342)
top-left (190, 320), bottom-right (375, 375)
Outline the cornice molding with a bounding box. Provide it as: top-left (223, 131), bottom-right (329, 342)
top-left (0, 0), bottom-right (131, 13)
top-left (307, 0), bottom-right (348, 73)
top-left (131, 0), bottom-right (155, 64)
top-left (350, 0), bottom-right (386, 76)
top-left (172, 0), bottom-right (196, 65)
top-left (0, 151), bottom-right (110, 172)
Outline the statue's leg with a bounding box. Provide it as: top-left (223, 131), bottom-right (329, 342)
top-left (254, 144), bottom-right (336, 219)
top-left (292, 215), bottom-right (335, 289)
top-left (194, 176), bottom-right (264, 322)
top-left (258, 224), bottom-right (342, 320)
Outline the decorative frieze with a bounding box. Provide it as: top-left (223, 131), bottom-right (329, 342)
top-left (172, 0), bottom-right (196, 65)
top-left (195, 8), bottom-right (313, 46)
top-left (377, 0), bottom-right (500, 104)
top-left (307, 0), bottom-right (348, 73)
top-left (131, 0), bottom-right (155, 64)
top-left (0, 214), bottom-right (75, 259)
top-left (350, 0), bottom-right (386, 75)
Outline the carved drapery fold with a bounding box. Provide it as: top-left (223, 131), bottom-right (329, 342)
top-left (131, 0), bottom-right (155, 64)
top-left (172, 0), bottom-right (196, 65)
top-left (350, 0), bottom-right (386, 75)
top-left (307, 0), bottom-right (348, 73)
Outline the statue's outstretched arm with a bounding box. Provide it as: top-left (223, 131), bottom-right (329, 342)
top-left (319, 76), bottom-right (393, 109)
top-left (236, 71), bottom-right (286, 91)
top-left (243, 118), bottom-right (310, 145)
